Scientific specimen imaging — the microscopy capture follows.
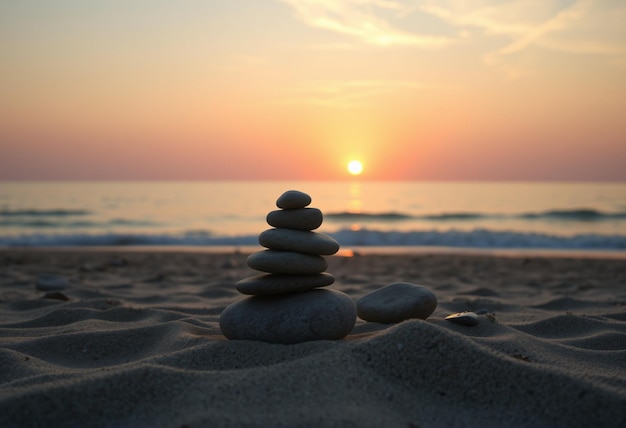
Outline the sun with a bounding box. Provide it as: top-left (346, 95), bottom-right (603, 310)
top-left (347, 160), bottom-right (363, 176)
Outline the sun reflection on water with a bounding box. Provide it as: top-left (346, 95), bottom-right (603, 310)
top-left (349, 181), bottom-right (362, 213)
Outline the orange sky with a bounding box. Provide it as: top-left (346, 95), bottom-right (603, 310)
top-left (1, 0), bottom-right (625, 181)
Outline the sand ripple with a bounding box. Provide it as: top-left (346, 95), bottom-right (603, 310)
top-left (1, 250), bottom-right (625, 427)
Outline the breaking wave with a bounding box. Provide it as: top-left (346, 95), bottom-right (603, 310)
top-left (325, 208), bottom-right (626, 222)
top-left (0, 209), bottom-right (91, 217)
top-left (1, 228), bottom-right (625, 250)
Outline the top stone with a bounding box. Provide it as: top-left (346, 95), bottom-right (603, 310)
top-left (276, 190), bottom-right (311, 209)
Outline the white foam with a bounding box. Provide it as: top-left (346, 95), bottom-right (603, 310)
top-left (1, 228), bottom-right (625, 250)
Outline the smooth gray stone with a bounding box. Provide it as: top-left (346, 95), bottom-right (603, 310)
top-left (247, 250), bottom-right (327, 274)
top-left (276, 190), bottom-right (311, 209)
top-left (219, 289), bottom-right (356, 344)
top-left (36, 274), bottom-right (69, 291)
top-left (43, 292), bottom-right (70, 301)
top-left (445, 311), bottom-right (479, 326)
top-left (267, 208), bottom-right (323, 231)
top-left (237, 273), bottom-right (335, 295)
top-left (259, 228), bottom-right (340, 255)
top-left (356, 282), bottom-right (437, 323)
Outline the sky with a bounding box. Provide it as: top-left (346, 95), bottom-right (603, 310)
top-left (1, 0), bottom-right (625, 181)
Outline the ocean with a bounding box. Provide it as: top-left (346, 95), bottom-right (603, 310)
top-left (1, 181), bottom-right (626, 252)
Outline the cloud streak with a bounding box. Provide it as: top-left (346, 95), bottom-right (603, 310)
top-left (280, 79), bottom-right (428, 108)
top-left (419, 0), bottom-right (626, 63)
top-left (278, 0), bottom-right (455, 48)
top-left (279, 0), bottom-right (626, 76)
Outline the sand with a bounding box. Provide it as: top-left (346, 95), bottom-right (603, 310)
top-left (1, 249), bottom-right (625, 427)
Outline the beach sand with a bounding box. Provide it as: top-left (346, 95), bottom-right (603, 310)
top-left (1, 249), bottom-right (625, 427)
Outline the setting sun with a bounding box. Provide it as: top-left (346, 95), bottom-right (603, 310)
top-left (347, 160), bottom-right (363, 176)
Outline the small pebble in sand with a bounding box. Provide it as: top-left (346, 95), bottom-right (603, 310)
top-left (108, 257), bottom-right (128, 267)
top-left (356, 282), bottom-right (437, 323)
top-left (445, 311), bottom-right (479, 326)
top-left (43, 292), bottom-right (70, 301)
top-left (276, 190), bottom-right (311, 209)
top-left (220, 258), bottom-right (239, 269)
top-left (475, 308), bottom-right (489, 315)
top-left (36, 274), bottom-right (69, 291)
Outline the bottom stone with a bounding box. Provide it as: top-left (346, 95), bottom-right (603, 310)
top-left (219, 289), bottom-right (356, 344)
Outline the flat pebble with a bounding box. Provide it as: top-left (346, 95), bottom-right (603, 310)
top-left (259, 228), bottom-right (339, 255)
top-left (356, 282), bottom-right (437, 323)
top-left (219, 289), bottom-right (356, 344)
top-left (276, 190), bottom-right (311, 209)
top-left (36, 274), bottom-right (69, 291)
top-left (445, 311), bottom-right (479, 326)
top-left (247, 250), bottom-right (327, 274)
top-left (237, 272), bottom-right (335, 295)
top-left (43, 292), bottom-right (70, 301)
top-left (266, 208), bottom-right (323, 231)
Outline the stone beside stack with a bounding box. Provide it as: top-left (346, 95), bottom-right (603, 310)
top-left (219, 190), bottom-right (356, 344)
top-left (356, 282), bottom-right (437, 324)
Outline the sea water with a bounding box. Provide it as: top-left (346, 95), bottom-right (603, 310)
top-left (1, 181), bottom-right (625, 251)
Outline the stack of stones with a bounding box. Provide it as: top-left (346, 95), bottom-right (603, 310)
top-left (219, 190), bottom-right (356, 344)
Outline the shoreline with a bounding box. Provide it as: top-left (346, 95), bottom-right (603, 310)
top-left (2, 245), bottom-right (626, 259)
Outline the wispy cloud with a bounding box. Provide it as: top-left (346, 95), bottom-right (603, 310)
top-left (419, 0), bottom-right (626, 74)
top-left (280, 79), bottom-right (428, 108)
top-left (278, 0), bottom-right (455, 48)
top-left (279, 0), bottom-right (626, 77)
